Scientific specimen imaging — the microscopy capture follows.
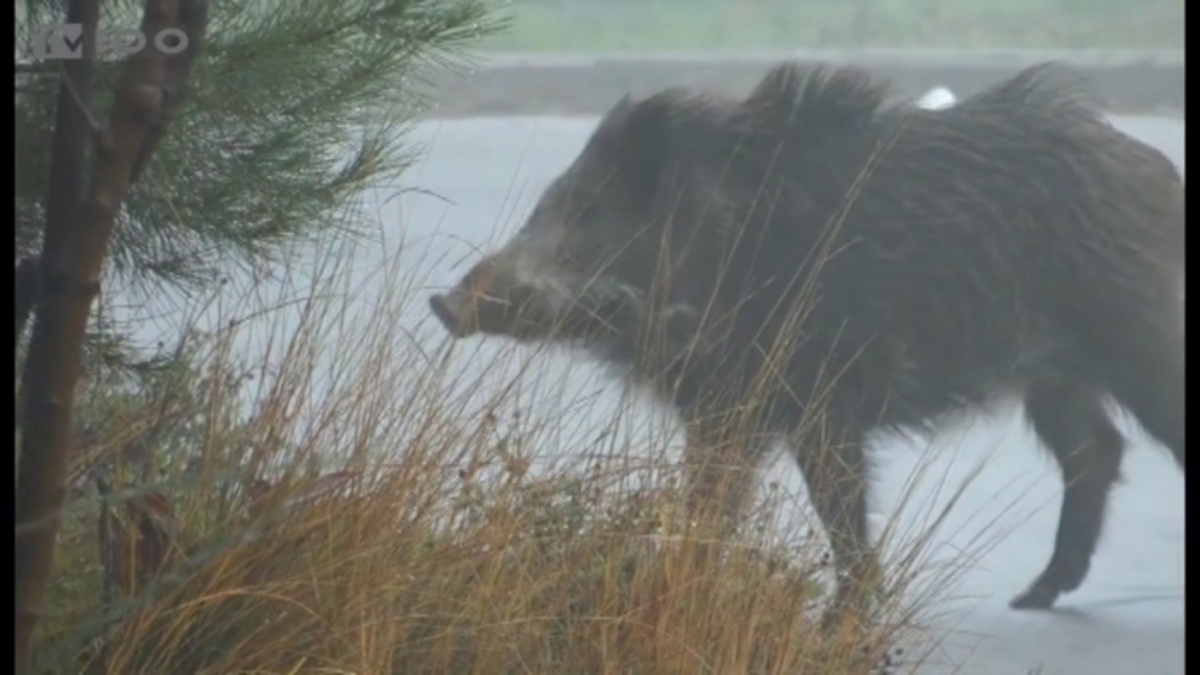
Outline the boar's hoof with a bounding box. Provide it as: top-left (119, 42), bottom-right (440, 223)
top-left (1008, 579), bottom-right (1061, 610)
top-left (429, 293), bottom-right (475, 338)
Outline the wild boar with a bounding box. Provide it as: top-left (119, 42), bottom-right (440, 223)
top-left (429, 61), bottom-right (1185, 624)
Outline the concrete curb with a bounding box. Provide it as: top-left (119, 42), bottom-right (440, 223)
top-left (419, 49), bottom-right (1185, 118)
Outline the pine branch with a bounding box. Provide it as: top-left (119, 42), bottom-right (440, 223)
top-left (16, 0), bottom-right (499, 373)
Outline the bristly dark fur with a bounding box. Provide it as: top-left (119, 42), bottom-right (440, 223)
top-left (433, 59), bottom-right (1185, 623)
top-left (741, 62), bottom-right (893, 131)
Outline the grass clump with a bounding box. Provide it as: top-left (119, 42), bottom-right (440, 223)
top-left (29, 232), bottom-right (971, 675)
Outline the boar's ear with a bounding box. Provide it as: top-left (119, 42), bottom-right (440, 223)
top-left (609, 96), bottom-right (672, 209)
top-left (610, 93), bottom-right (635, 115)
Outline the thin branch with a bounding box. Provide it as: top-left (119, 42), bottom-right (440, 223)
top-left (131, 0), bottom-right (210, 184)
top-left (34, 0), bottom-right (101, 299)
top-left (15, 256), bottom-right (41, 351)
top-left (14, 0), bottom-right (208, 671)
top-left (56, 61), bottom-right (106, 133)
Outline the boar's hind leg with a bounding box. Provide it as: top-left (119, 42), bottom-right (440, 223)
top-left (789, 427), bottom-right (878, 629)
top-left (1011, 373), bottom-right (1125, 610)
top-left (1093, 311), bottom-right (1185, 473)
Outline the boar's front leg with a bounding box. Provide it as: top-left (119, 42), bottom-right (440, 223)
top-left (788, 424), bottom-right (880, 631)
top-left (679, 406), bottom-right (772, 534)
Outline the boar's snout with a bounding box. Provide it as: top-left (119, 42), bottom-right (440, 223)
top-left (430, 256), bottom-right (508, 338)
top-left (429, 255), bottom-right (549, 339)
top-left (429, 290), bottom-right (478, 338)
top-left (430, 283), bottom-right (547, 339)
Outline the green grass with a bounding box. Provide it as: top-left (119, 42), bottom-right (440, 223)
top-left (479, 0), bottom-right (1184, 52)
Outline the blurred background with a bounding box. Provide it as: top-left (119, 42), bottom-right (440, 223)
top-left (479, 0), bottom-right (1184, 51)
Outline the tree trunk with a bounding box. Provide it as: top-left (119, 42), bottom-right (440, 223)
top-left (14, 2), bottom-right (207, 671)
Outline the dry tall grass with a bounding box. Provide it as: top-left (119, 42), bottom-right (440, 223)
top-left (28, 223), bottom-right (991, 675)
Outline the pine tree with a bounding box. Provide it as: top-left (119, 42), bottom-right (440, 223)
top-left (15, 0), bottom-right (503, 369)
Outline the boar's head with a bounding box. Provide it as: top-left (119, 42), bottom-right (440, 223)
top-left (429, 94), bottom-right (704, 350)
